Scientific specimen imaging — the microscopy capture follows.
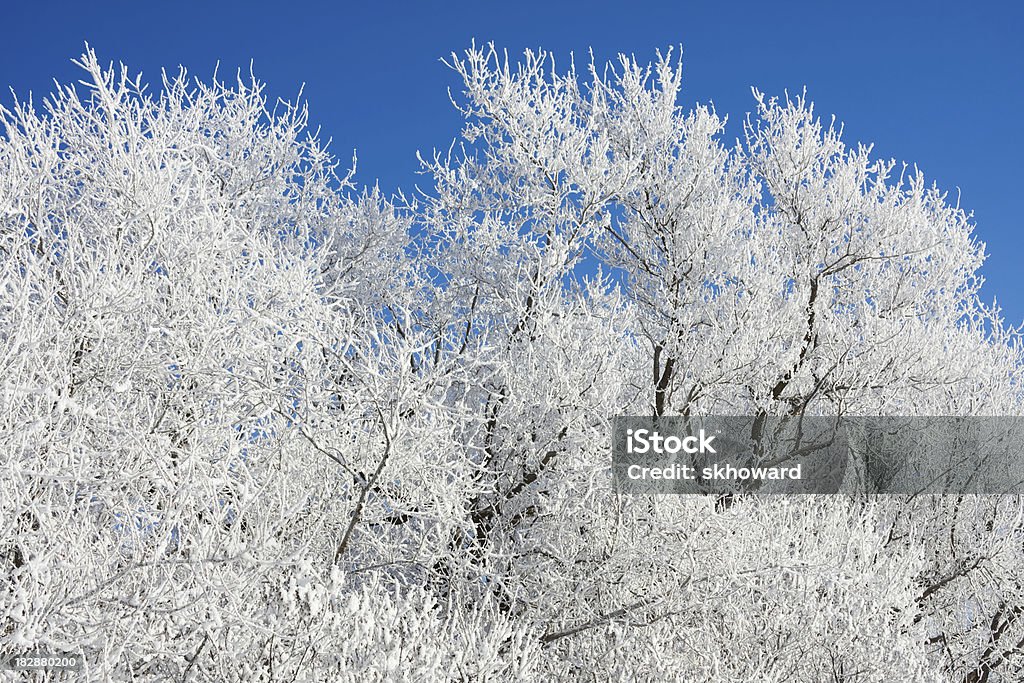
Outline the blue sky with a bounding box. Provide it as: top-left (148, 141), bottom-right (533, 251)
top-left (3, 1), bottom-right (1021, 325)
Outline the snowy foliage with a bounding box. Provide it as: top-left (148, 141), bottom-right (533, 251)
top-left (1, 45), bottom-right (1023, 681)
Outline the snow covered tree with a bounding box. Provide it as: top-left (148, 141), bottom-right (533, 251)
top-left (1, 45), bottom-right (1022, 681)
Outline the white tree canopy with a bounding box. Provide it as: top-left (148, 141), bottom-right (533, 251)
top-left (1, 45), bottom-right (1022, 681)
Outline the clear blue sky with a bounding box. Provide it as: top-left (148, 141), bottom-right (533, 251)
top-left (3, 1), bottom-right (1021, 325)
